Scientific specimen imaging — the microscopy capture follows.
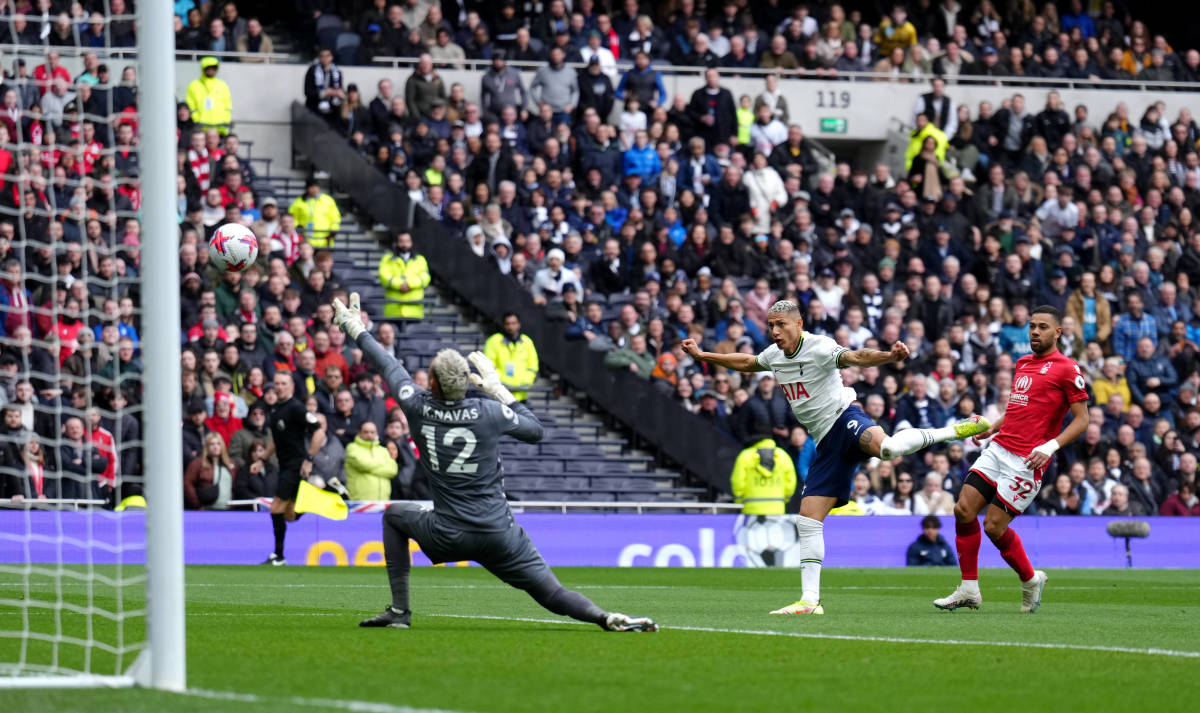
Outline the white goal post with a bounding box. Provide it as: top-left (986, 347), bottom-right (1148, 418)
top-left (0, 0), bottom-right (183, 691)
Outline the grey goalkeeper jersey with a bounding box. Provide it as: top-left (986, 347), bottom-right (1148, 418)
top-left (356, 332), bottom-right (543, 532)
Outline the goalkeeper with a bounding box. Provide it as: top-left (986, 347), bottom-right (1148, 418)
top-left (332, 294), bottom-right (656, 632)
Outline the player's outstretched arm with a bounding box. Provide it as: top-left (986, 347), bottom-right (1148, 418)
top-left (1024, 400), bottom-right (1090, 469)
top-left (680, 338), bottom-right (765, 373)
top-left (838, 341), bottom-right (910, 368)
top-left (332, 294), bottom-right (416, 396)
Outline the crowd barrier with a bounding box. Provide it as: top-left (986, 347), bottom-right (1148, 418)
top-left (3, 510), bottom-right (1196, 568)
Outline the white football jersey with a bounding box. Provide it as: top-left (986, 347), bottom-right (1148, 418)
top-left (755, 333), bottom-right (856, 443)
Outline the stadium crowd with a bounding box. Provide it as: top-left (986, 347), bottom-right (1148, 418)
top-left (300, 0), bottom-right (1200, 517)
top-left (1, 1), bottom-right (1200, 519)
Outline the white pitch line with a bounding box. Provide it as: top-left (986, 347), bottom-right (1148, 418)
top-left (180, 610), bottom-right (1200, 659)
top-left (424, 613), bottom-right (1200, 660)
top-left (180, 687), bottom-right (477, 713)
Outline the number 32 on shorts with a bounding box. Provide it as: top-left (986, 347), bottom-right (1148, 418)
top-left (1008, 475), bottom-right (1035, 501)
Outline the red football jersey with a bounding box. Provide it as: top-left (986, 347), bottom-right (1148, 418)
top-left (993, 350), bottom-right (1090, 458)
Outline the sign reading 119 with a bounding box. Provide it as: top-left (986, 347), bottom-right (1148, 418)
top-left (815, 90), bottom-right (851, 108)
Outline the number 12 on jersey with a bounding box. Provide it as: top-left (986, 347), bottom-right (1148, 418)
top-left (421, 424), bottom-right (478, 473)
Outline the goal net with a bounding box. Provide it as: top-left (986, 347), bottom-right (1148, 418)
top-left (0, 1), bottom-right (181, 689)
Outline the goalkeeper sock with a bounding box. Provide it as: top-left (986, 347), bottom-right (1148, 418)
top-left (795, 516), bottom-right (824, 603)
top-left (880, 427), bottom-right (955, 459)
top-left (271, 513), bottom-right (286, 558)
top-left (382, 513), bottom-right (412, 611)
top-left (528, 573), bottom-right (607, 626)
top-left (955, 519), bottom-right (981, 592)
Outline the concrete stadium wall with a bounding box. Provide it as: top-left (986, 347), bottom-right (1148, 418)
top-left (28, 55), bottom-right (1200, 172)
top-left (196, 60), bottom-right (1200, 172)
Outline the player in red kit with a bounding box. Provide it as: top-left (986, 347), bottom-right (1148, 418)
top-left (935, 306), bottom-right (1090, 613)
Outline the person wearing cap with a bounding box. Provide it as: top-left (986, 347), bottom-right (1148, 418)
top-left (580, 28), bottom-right (618, 84)
top-left (182, 399), bottom-right (211, 471)
top-left (185, 56), bottom-right (233, 134)
top-left (288, 177), bottom-right (341, 248)
top-left (250, 195), bottom-right (281, 243)
top-left (1040, 269), bottom-right (1071, 315)
top-left (479, 52), bottom-right (528, 120)
top-left (378, 231), bottom-right (430, 320)
top-left (578, 56), bottom-right (616, 123)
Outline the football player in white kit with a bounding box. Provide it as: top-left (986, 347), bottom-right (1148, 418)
top-left (683, 300), bottom-right (989, 614)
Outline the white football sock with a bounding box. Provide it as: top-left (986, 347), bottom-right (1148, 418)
top-left (961, 579), bottom-right (980, 596)
top-left (880, 426), bottom-right (957, 459)
top-left (795, 516), bottom-right (825, 603)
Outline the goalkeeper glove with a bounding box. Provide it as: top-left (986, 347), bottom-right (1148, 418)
top-left (332, 292), bottom-right (366, 340)
top-left (467, 351), bottom-right (517, 405)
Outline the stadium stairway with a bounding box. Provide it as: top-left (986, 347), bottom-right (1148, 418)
top-left (260, 174), bottom-right (708, 504)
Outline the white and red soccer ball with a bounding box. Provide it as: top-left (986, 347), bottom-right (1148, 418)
top-left (208, 222), bottom-right (260, 272)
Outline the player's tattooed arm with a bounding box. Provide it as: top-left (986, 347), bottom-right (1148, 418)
top-left (838, 341), bottom-right (910, 368)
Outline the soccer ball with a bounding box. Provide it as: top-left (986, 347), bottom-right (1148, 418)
top-left (208, 223), bottom-right (259, 272)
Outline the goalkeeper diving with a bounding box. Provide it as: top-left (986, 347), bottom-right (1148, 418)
top-left (332, 293), bottom-right (656, 632)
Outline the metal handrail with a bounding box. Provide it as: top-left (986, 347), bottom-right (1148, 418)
top-left (367, 54), bottom-right (1200, 91)
top-left (0, 44), bottom-right (291, 63)
top-left (0, 498), bottom-right (740, 514)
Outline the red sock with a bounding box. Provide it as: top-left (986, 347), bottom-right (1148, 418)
top-left (992, 528), bottom-right (1035, 581)
top-left (955, 519), bottom-right (981, 581)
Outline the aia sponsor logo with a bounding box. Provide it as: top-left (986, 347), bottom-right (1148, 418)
top-left (779, 381), bottom-right (811, 400)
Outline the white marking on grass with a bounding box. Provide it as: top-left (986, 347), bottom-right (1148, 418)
top-left (182, 611), bottom-right (1200, 659)
top-left (424, 614), bottom-right (1200, 659)
top-left (180, 687), bottom-right (476, 713)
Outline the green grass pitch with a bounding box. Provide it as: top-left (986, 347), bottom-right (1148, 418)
top-left (4, 566), bottom-right (1199, 713)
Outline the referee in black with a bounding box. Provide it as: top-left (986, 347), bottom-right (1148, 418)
top-left (332, 293), bottom-right (656, 632)
top-left (263, 369), bottom-right (326, 565)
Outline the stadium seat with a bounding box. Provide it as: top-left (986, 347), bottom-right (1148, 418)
top-left (334, 32), bottom-right (361, 65)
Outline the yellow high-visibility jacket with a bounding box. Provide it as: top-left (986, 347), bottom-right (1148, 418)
top-left (483, 332), bottom-right (539, 402)
top-left (288, 193), bottom-right (342, 247)
top-left (185, 63), bottom-right (233, 131)
top-left (345, 436), bottom-right (399, 501)
top-left (904, 122), bottom-right (949, 171)
top-left (730, 438), bottom-right (797, 515)
top-left (378, 251), bottom-right (431, 319)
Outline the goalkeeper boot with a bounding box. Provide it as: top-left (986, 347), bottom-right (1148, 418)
top-left (261, 554), bottom-right (286, 566)
top-left (934, 585), bottom-right (982, 611)
top-left (359, 606), bottom-right (411, 629)
top-left (604, 613), bottom-right (658, 632)
top-left (953, 415), bottom-right (991, 440)
top-left (1020, 570), bottom-right (1048, 613)
top-left (769, 600), bottom-right (824, 615)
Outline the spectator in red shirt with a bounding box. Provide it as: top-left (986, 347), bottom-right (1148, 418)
top-left (204, 392), bottom-right (243, 447)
